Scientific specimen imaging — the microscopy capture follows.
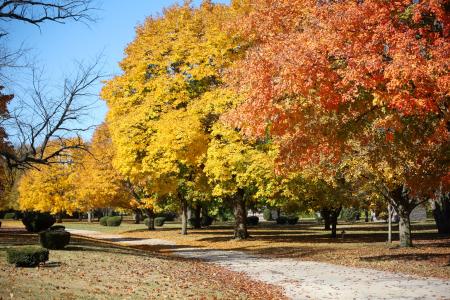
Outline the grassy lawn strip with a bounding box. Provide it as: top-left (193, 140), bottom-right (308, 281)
top-left (0, 227), bottom-right (287, 300)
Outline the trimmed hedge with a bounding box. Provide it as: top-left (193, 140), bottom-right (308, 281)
top-left (39, 230), bottom-right (71, 249)
top-left (106, 216), bottom-right (122, 227)
top-left (189, 216), bottom-right (214, 228)
top-left (201, 215), bottom-right (214, 227)
top-left (3, 212), bottom-right (16, 219)
top-left (50, 225), bottom-right (66, 231)
top-left (287, 216), bottom-right (299, 225)
top-left (246, 216), bottom-right (259, 226)
top-left (6, 246), bottom-right (49, 267)
top-left (154, 217), bottom-right (165, 227)
top-left (22, 212), bottom-right (55, 233)
top-left (263, 208), bottom-right (272, 221)
top-left (276, 216), bottom-right (288, 225)
top-left (99, 216), bottom-right (109, 226)
top-left (144, 217), bottom-right (153, 228)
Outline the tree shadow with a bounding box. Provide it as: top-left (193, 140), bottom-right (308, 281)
top-left (360, 253), bottom-right (450, 262)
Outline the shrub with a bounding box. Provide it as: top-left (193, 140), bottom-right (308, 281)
top-left (144, 218), bottom-right (153, 227)
top-left (276, 216), bottom-right (288, 225)
top-left (340, 208), bottom-right (359, 222)
top-left (201, 215), bottom-right (214, 227)
top-left (263, 208), bottom-right (272, 221)
top-left (154, 217), bottom-right (165, 227)
top-left (287, 216), bottom-right (299, 225)
top-left (188, 217), bottom-right (199, 227)
top-left (246, 216), bottom-right (259, 226)
top-left (377, 211), bottom-right (388, 221)
top-left (3, 212), bottom-right (16, 219)
top-left (6, 246), bottom-right (49, 267)
top-left (39, 230), bottom-right (71, 249)
top-left (50, 225), bottom-right (66, 231)
top-left (158, 212), bottom-right (177, 221)
top-left (22, 212), bottom-right (55, 233)
top-left (99, 216), bottom-right (109, 226)
top-left (106, 216), bottom-right (122, 227)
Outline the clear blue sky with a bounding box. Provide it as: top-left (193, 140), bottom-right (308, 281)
top-left (4, 0), bottom-right (229, 140)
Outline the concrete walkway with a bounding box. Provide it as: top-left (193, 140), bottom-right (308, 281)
top-left (67, 229), bottom-right (450, 300)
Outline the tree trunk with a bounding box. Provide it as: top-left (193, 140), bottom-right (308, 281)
top-left (180, 197), bottom-right (188, 235)
top-left (329, 207), bottom-right (341, 238)
top-left (233, 190), bottom-right (249, 239)
top-left (432, 194), bottom-right (450, 235)
top-left (391, 186), bottom-right (414, 247)
top-left (134, 209), bottom-right (142, 224)
top-left (398, 208), bottom-right (412, 247)
top-left (321, 208), bottom-right (331, 230)
top-left (87, 210), bottom-right (92, 223)
top-left (364, 209), bottom-right (369, 222)
top-left (145, 209), bottom-right (155, 231)
top-left (57, 212), bottom-right (63, 223)
top-left (78, 212), bottom-right (83, 221)
top-left (192, 204), bottom-right (202, 229)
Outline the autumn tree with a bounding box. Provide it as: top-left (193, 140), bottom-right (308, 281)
top-left (101, 1), bottom-right (247, 235)
top-left (18, 139), bottom-right (85, 222)
top-left (230, 0), bottom-right (449, 247)
top-left (74, 123), bottom-right (131, 213)
top-left (205, 124), bottom-right (275, 239)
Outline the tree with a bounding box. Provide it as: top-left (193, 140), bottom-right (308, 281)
top-left (0, 0), bottom-right (99, 171)
top-left (18, 139), bottom-right (85, 221)
top-left (230, 0), bottom-right (449, 247)
top-left (74, 123), bottom-right (131, 212)
top-left (204, 123), bottom-right (275, 239)
top-left (101, 1), bottom-right (246, 235)
top-left (1, 60), bottom-right (102, 170)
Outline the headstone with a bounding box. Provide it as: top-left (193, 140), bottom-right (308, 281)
top-left (410, 205), bottom-right (427, 221)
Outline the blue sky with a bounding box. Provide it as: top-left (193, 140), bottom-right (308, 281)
top-left (3, 0), bottom-right (229, 140)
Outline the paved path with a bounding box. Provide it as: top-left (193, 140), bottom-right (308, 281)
top-left (67, 229), bottom-right (450, 300)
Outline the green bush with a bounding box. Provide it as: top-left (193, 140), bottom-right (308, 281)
top-left (263, 208), bottom-right (272, 221)
top-left (6, 246), bottom-right (49, 267)
top-left (188, 217), bottom-right (200, 227)
top-left (50, 225), bottom-right (65, 231)
top-left (143, 218), bottom-right (152, 227)
top-left (99, 216), bottom-right (109, 226)
top-left (39, 230), bottom-right (71, 249)
top-left (106, 216), bottom-right (122, 227)
top-left (287, 216), bottom-right (299, 225)
top-left (3, 212), bottom-right (16, 219)
top-left (22, 212), bottom-right (55, 233)
top-left (201, 215), bottom-right (214, 227)
top-left (154, 217), bottom-right (165, 227)
top-left (189, 216), bottom-right (214, 228)
top-left (158, 212), bottom-right (177, 221)
top-left (276, 216), bottom-right (288, 225)
top-left (340, 208), bottom-right (359, 222)
top-left (246, 216), bottom-right (259, 226)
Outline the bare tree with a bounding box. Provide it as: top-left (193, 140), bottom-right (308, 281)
top-left (0, 0), bottom-right (97, 34)
top-left (0, 0), bottom-right (100, 172)
top-left (1, 58), bottom-right (103, 169)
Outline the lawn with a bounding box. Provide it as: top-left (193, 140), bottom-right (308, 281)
top-left (0, 223), bottom-right (286, 300)
top-left (3, 218), bottom-right (449, 280)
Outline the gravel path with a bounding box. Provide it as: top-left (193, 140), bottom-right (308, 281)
top-left (67, 229), bottom-right (450, 300)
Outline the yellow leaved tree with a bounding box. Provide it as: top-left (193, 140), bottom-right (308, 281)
top-left (18, 139), bottom-right (85, 222)
top-left (101, 1), bottom-right (248, 234)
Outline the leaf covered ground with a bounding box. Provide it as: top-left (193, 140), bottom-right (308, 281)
top-left (117, 220), bottom-right (450, 280)
top-left (0, 227), bottom-right (287, 300)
